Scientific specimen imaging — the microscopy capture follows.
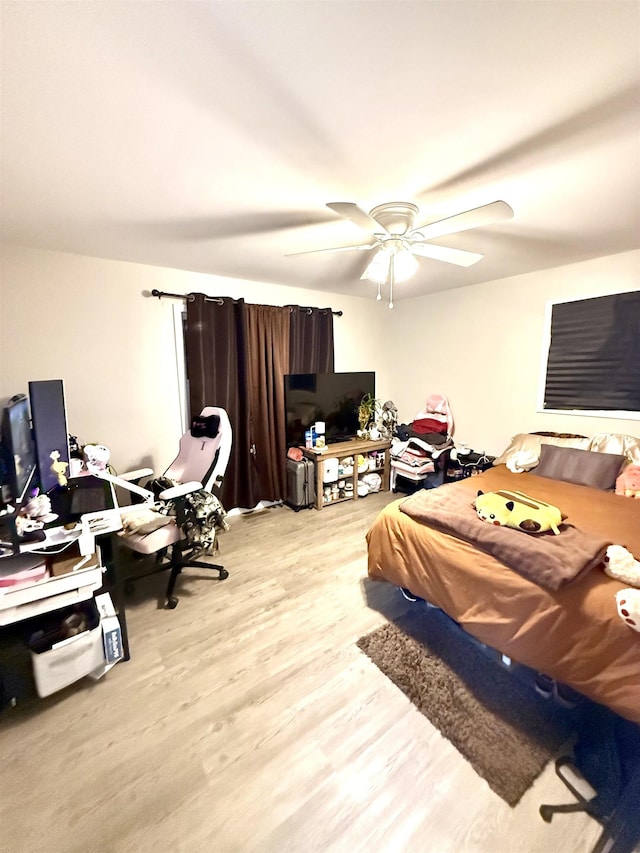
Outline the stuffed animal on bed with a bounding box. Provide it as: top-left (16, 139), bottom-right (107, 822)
top-left (475, 489), bottom-right (563, 535)
top-left (615, 464), bottom-right (640, 498)
top-left (616, 589), bottom-right (640, 633)
top-left (604, 544), bottom-right (640, 587)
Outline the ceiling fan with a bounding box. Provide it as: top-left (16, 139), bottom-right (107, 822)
top-left (287, 199), bottom-right (514, 307)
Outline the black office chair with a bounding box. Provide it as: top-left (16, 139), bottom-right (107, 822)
top-left (118, 407), bottom-right (232, 609)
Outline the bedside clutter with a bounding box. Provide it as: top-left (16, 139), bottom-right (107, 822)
top-left (390, 442), bottom-right (495, 494)
top-left (445, 448), bottom-right (495, 482)
top-left (390, 439), bottom-right (451, 493)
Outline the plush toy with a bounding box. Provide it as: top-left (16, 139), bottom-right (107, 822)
top-left (616, 589), bottom-right (640, 633)
top-left (23, 494), bottom-right (57, 523)
top-left (615, 464), bottom-right (640, 498)
top-left (380, 400), bottom-right (398, 440)
top-left (475, 489), bottom-right (563, 535)
top-left (603, 544), bottom-right (640, 587)
top-left (49, 450), bottom-right (68, 487)
top-left (83, 444), bottom-right (111, 473)
top-left (121, 507), bottom-right (173, 535)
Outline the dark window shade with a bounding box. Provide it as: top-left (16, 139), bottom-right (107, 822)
top-left (543, 291), bottom-right (640, 413)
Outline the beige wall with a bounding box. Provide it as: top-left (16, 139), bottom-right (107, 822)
top-left (388, 250), bottom-right (640, 456)
top-left (2, 245), bottom-right (638, 476)
top-left (0, 245), bottom-right (392, 474)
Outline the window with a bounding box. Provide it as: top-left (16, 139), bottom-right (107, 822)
top-left (539, 291), bottom-right (640, 419)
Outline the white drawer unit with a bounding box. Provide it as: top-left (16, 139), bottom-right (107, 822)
top-left (0, 564), bottom-right (104, 626)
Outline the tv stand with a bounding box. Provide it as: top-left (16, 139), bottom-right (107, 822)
top-left (301, 437), bottom-right (391, 510)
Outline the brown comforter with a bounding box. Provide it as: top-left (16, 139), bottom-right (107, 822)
top-left (400, 486), bottom-right (611, 590)
top-left (366, 465), bottom-right (640, 724)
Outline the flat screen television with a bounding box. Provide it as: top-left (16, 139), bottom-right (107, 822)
top-left (284, 371), bottom-right (375, 448)
top-left (1, 394), bottom-right (38, 505)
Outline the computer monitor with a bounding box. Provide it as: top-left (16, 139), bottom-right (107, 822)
top-left (0, 394), bottom-right (38, 505)
top-left (29, 380), bottom-right (70, 495)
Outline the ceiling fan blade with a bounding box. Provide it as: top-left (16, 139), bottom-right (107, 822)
top-left (410, 243), bottom-right (484, 267)
top-left (414, 200), bottom-right (514, 241)
top-left (326, 202), bottom-right (390, 235)
top-left (286, 242), bottom-right (377, 257)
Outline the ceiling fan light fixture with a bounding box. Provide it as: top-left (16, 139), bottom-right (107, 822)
top-left (392, 247), bottom-right (419, 282)
top-left (362, 243), bottom-right (418, 286)
top-left (361, 249), bottom-right (391, 285)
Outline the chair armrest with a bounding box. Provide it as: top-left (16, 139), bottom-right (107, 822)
top-left (119, 467), bottom-right (154, 482)
top-left (159, 481), bottom-right (203, 501)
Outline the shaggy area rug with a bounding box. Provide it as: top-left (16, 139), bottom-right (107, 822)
top-left (357, 607), bottom-right (574, 806)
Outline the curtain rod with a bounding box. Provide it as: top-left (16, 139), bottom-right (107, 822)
top-left (149, 289), bottom-right (343, 316)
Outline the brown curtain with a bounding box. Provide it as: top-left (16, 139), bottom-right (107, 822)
top-left (185, 296), bottom-right (257, 510)
top-left (185, 295), bottom-right (334, 510)
top-left (245, 305), bottom-right (290, 502)
top-left (288, 306), bottom-right (335, 373)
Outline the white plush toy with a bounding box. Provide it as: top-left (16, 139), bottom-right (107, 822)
top-left (616, 589), bottom-right (640, 633)
top-left (23, 494), bottom-right (57, 523)
top-left (603, 544), bottom-right (640, 587)
top-left (83, 444), bottom-right (110, 473)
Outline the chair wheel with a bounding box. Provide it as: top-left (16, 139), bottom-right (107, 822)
top-left (166, 596), bottom-right (179, 609)
top-left (219, 568), bottom-right (229, 580)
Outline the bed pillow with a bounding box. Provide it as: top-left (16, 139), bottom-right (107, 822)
top-left (493, 433), bottom-right (590, 468)
top-left (589, 433), bottom-right (640, 465)
top-left (533, 444), bottom-right (626, 490)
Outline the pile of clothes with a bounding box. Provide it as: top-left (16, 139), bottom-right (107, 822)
top-left (395, 394), bottom-right (454, 451)
top-left (391, 394), bottom-right (454, 490)
top-left (149, 477), bottom-right (229, 554)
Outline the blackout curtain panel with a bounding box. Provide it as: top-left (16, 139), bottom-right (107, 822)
top-left (288, 306), bottom-right (335, 374)
top-left (184, 295), bottom-right (335, 510)
top-left (184, 295), bottom-right (258, 511)
top-left (244, 305), bottom-right (290, 502)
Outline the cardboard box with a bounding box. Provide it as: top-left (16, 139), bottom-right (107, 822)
top-left (94, 592), bottom-right (123, 664)
top-left (47, 541), bottom-right (100, 577)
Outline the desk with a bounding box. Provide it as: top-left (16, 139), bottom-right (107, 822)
top-left (0, 523), bottom-right (130, 709)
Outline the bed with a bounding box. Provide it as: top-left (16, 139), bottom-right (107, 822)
top-left (366, 445), bottom-right (640, 725)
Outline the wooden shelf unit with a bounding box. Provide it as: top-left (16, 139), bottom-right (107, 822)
top-left (301, 437), bottom-right (391, 510)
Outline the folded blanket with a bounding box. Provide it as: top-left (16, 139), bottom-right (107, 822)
top-left (400, 486), bottom-right (612, 590)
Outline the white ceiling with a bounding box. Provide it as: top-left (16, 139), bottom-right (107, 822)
top-left (1, 1), bottom-right (639, 302)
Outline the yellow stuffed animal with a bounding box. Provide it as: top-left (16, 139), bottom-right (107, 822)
top-left (475, 489), bottom-right (563, 535)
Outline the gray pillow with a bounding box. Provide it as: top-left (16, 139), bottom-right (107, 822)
top-left (534, 444), bottom-right (625, 490)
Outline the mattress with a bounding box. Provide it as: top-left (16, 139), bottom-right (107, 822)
top-left (366, 465), bottom-right (640, 724)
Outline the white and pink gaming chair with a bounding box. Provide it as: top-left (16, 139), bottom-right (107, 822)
top-left (118, 407), bottom-right (232, 609)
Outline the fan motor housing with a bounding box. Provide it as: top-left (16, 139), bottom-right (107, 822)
top-left (369, 202), bottom-right (419, 235)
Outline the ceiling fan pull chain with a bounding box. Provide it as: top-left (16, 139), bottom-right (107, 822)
top-left (376, 281), bottom-right (382, 301)
top-left (389, 257), bottom-right (395, 309)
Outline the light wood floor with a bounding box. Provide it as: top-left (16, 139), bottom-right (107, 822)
top-left (0, 492), bottom-right (603, 853)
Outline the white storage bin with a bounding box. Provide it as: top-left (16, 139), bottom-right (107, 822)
top-left (29, 602), bottom-right (105, 698)
top-left (322, 457), bottom-right (340, 483)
